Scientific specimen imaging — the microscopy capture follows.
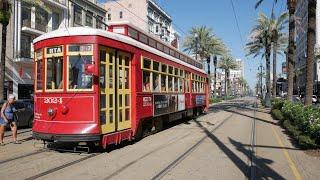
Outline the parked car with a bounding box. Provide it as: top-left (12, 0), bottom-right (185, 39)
top-left (0, 100), bottom-right (34, 128)
top-left (13, 100), bottom-right (34, 127)
top-left (312, 95), bottom-right (317, 104)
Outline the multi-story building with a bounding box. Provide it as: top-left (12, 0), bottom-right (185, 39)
top-left (104, 0), bottom-right (180, 47)
top-left (210, 72), bottom-right (222, 96)
top-left (295, 0), bottom-right (320, 95)
top-left (0, 0), bottom-right (106, 100)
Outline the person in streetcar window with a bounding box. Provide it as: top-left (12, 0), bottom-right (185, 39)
top-left (143, 71), bottom-right (151, 92)
top-left (153, 73), bottom-right (160, 92)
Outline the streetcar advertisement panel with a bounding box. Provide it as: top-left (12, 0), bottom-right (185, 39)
top-left (154, 94), bottom-right (185, 115)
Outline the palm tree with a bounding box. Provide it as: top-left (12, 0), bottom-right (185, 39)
top-left (305, 0), bottom-right (316, 105)
top-left (257, 71), bottom-right (266, 97)
top-left (183, 26), bottom-right (215, 62)
top-left (183, 26), bottom-right (227, 98)
top-left (218, 56), bottom-right (238, 98)
top-left (255, 0), bottom-right (296, 102)
top-left (270, 12), bottom-right (288, 98)
top-left (246, 13), bottom-right (273, 107)
top-left (0, 0), bottom-right (11, 100)
top-left (238, 76), bottom-right (249, 96)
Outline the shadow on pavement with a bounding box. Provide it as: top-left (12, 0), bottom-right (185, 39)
top-left (229, 138), bottom-right (285, 179)
top-left (193, 118), bottom-right (285, 179)
top-left (224, 108), bottom-right (278, 126)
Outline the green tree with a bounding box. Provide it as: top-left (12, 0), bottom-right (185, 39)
top-left (246, 12), bottom-right (273, 107)
top-left (218, 55), bottom-right (238, 98)
top-left (0, 0), bottom-right (11, 100)
top-left (255, 0), bottom-right (297, 102)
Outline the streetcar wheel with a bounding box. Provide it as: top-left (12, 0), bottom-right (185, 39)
top-left (134, 122), bottom-right (143, 141)
top-left (28, 116), bottom-right (34, 128)
top-left (154, 118), bottom-right (163, 133)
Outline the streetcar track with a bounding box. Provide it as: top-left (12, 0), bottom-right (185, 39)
top-left (4, 129), bottom-right (32, 138)
top-left (249, 98), bottom-right (257, 180)
top-left (25, 153), bottom-right (99, 180)
top-left (4, 136), bottom-right (33, 145)
top-left (0, 149), bottom-right (48, 164)
top-left (104, 132), bottom-right (192, 180)
top-left (151, 113), bottom-right (234, 180)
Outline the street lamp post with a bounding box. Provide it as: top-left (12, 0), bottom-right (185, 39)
top-left (213, 55), bottom-right (217, 98)
top-left (258, 63), bottom-right (264, 99)
top-left (206, 56), bottom-right (211, 98)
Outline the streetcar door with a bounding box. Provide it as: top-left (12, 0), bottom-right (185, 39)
top-left (100, 47), bottom-right (116, 134)
top-left (116, 52), bottom-right (131, 131)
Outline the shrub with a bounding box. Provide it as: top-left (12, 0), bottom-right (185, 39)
top-left (283, 120), bottom-right (301, 138)
top-left (271, 99), bottom-right (284, 110)
top-left (271, 109), bottom-right (284, 121)
top-left (297, 135), bottom-right (317, 149)
top-left (209, 98), bottom-right (222, 104)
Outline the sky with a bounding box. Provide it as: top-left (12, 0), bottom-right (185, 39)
top-left (99, 0), bottom-right (288, 89)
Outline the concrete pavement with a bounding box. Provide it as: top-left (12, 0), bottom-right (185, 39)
top-left (0, 97), bottom-right (319, 180)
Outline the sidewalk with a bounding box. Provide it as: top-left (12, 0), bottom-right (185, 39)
top-left (254, 107), bottom-right (320, 179)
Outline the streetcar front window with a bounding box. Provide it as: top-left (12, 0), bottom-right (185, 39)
top-left (46, 57), bottom-right (63, 90)
top-left (68, 55), bottom-right (93, 90)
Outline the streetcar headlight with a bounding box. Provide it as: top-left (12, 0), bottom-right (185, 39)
top-left (48, 108), bottom-right (55, 117)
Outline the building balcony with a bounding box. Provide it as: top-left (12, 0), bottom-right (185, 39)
top-left (35, 24), bottom-right (48, 33)
top-left (42, 0), bottom-right (68, 10)
top-left (22, 19), bottom-right (31, 28)
top-left (21, 26), bottom-right (45, 36)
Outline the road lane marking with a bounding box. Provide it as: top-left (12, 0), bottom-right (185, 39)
top-left (270, 125), bottom-right (302, 180)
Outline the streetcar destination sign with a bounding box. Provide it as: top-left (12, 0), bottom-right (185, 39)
top-left (47, 46), bottom-right (63, 54)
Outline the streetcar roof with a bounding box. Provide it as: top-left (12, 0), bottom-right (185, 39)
top-left (33, 27), bottom-right (206, 74)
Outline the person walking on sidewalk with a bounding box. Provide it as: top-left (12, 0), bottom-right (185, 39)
top-left (0, 94), bottom-right (20, 145)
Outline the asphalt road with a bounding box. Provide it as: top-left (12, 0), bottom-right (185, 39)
top-left (0, 97), bottom-right (319, 180)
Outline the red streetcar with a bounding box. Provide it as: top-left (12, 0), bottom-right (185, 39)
top-left (32, 22), bottom-right (209, 148)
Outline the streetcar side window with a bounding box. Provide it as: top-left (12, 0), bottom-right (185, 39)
top-left (35, 49), bottom-right (43, 91)
top-left (168, 76), bottom-right (173, 92)
top-left (143, 71), bottom-right (151, 92)
top-left (153, 73), bottom-right (160, 92)
top-left (160, 74), bottom-right (166, 92)
top-left (185, 72), bottom-right (190, 93)
top-left (174, 77), bottom-right (179, 92)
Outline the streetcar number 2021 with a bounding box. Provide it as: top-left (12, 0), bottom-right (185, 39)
top-left (44, 97), bottom-right (63, 104)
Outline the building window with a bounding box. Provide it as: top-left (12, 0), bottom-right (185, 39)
top-left (107, 13), bottom-right (111, 21)
top-left (74, 5), bottom-right (82, 26)
top-left (35, 7), bottom-right (48, 32)
top-left (21, 34), bottom-right (32, 58)
top-left (120, 11), bottom-right (123, 19)
top-left (21, 3), bottom-right (31, 28)
top-left (52, 12), bottom-right (60, 30)
top-left (86, 11), bottom-right (93, 27)
top-left (96, 15), bottom-right (105, 29)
